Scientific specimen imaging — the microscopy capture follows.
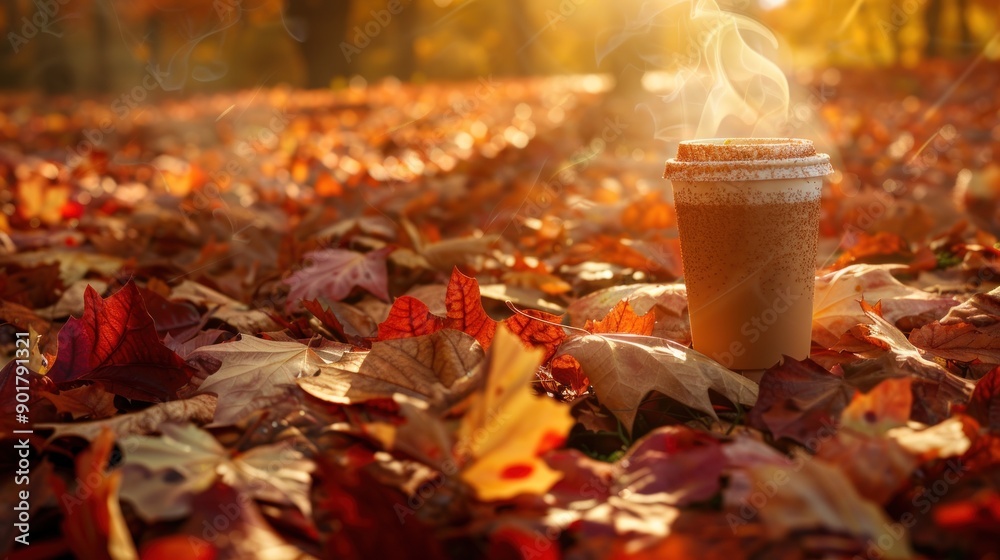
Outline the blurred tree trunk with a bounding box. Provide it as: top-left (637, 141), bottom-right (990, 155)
top-left (0, 0), bottom-right (21, 87)
top-left (888, 1), bottom-right (903, 64)
top-left (924, 0), bottom-right (943, 57)
top-left (509, 0), bottom-right (533, 75)
top-left (94, 1), bottom-right (111, 92)
top-left (287, 0), bottom-right (353, 89)
top-left (395, 0), bottom-right (418, 80)
top-left (957, 0), bottom-right (973, 54)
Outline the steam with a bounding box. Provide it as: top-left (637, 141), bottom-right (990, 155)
top-left (601, 0), bottom-right (792, 139)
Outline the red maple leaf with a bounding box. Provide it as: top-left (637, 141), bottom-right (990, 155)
top-left (47, 281), bottom-right (193, 402)
top-left (549, 354), bottom-right (589, 394)
top-left (444, 267), bottom-right (497, 348)
top-left (302, 298), bottom-right (350, 340)
top-left (504, 308), bottom-right (566, 362)
top-left (584, 299), bottom-right (656, 335)
top-left (377, 295), bottom-right (445, 340)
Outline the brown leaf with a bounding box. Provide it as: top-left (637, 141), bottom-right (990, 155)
top-left (190, 336), bottom-right (348, 425)
top-left (726, 457), bottom-right (913, 559)
top-left (909, 287), bottom-right (1000, 364)
top-left (840, 303), bottom-right (974, 423)
top-left (299, 329), bottom-right (484, 410)
top-left (747, 358), bottom-right (855, 445)
top-left (39, 394), bottom-right (217, 441)
top-left (119, 423), bottom-right (314, 523)
top-left (558, 334), bottom-right (758, 433)
top-left (40, 383), bottom-right (117, 420)
top-left (0, 299), bottom-right (51, 337)
top-left (813, 264), bottom-right (959, 348)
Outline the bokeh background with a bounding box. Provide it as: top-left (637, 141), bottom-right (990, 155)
top-left (1, 0), bottom-right (998, 93)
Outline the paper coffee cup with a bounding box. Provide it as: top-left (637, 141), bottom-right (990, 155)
top-left (664, 138), bottom-right (833, 370)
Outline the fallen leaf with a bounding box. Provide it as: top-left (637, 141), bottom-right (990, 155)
top-left (887, 416), bottom-right (971, 461)
top-left (612, 426), bottom-right (726, 506)
top-left (909, 287), bottom-right (1000, 364)
top-left (190, 336), bottom-right (346, 425)
top-left (841, 376), bottom-right (913, 436)
top-left (0, 298), bottom-right (52, 336)
top-left (478, 283), bottom-right (566, 315)
top-left (841, 303), bottom-right (975, 422)
top-left (815, 378), bottom-right (919, 504)
top-left (120, 423), bottom-right (314, 522)
top-left (376, 295), bottom-right (445, 340)
top-left (558, 334), bottom-right (758, 433)
top-left (47, 281), bottom-right (193, 402)
top-left (40, 383), bottom-right (117, 420)
top-left (299, 329), bottom-right (483, 410)
top-left (747, 358), bottom-right (855, 445)
top-left (812, 264), bottom-right (959, 348)
top-left (39, 394), bottom-right (217, 441)
top-left (967, 365), bottom-right (1000, 431)
top-left (301, 298), bottom-right (350, 340)
top-left (137, 286), bottom-right (203, 339)
top-left (444, 267), bottom-right (497, 348)
top-left (831, 231), bottom-right (913, 269)
top-left (503, 308), bottom-right (566, 362)
top-left (51, 428), bottom-right (139, 560)
top-left (284, 247), bottom-right (392, 307)
top-left (458, 326), bottom-right (574, 500)
top-left (568, 283), bottom-right (690, 343)
top-left (584, 299), bottom-right (656, 336)
top-left (174, 482), bottom-right (315, 560)
top-left (726, 456), bottom-right (913, 559)
top-left (170, 280), bottom-right (279, 333)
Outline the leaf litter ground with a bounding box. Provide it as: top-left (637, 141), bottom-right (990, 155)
top-left (3, 63), bottom-right (1000, 559)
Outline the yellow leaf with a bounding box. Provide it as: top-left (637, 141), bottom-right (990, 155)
top-left (458, 326), bottom-right (573, 501)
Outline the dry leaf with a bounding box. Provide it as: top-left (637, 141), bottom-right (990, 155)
top-left (558, 334), bottom-right (758, 433)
